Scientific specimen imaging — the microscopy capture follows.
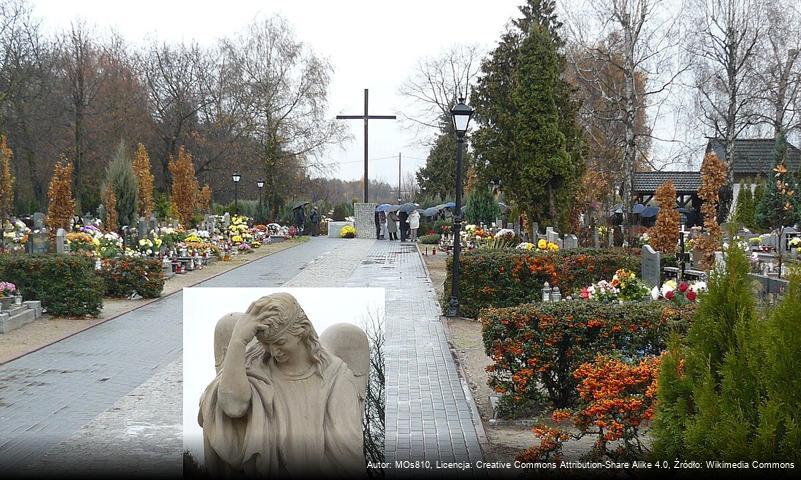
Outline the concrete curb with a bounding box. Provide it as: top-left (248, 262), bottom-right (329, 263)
top-left (0, 238), bottom-right (308, 366)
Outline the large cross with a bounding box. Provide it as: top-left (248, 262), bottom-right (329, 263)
top-left (336, 89), bottom-right (396, 202)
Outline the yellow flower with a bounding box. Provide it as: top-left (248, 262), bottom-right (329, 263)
top-left (537, 239), bottom-right (547, 250)
top-left (547, 242), bottom-right (559, 252)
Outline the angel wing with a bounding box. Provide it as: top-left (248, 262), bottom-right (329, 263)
top-left (320, 323), bottom-right (370, 406)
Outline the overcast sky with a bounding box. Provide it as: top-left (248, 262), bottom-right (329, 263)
top-left (28, 0), bottom-right (524, 186)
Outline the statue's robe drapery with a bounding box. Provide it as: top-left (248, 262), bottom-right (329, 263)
top-left (199, 347), bottom-right (364, 478)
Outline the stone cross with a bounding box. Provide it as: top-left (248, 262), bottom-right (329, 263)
top-left (641, 245), bottom-right (661, 288)
top-left (33, 212), bottom-right (45, 231)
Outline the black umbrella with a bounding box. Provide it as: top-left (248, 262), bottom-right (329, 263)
top-left (399, 203), bottom-right (419, 213)
top-left (292, 201), bottom-right (310, 210)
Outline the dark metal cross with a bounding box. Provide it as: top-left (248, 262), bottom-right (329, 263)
top-left (336, 89), bottom-right (396, 202)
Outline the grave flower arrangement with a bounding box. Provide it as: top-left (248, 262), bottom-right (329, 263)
top-left (137, 237), bottom-right (159, 257)
top-left (0, 281), bottom-right (16, 297)
top-left (516, 242), bottom-right (535, 251)
top-left (580, 269), bottom-right (649, 303)
top-left (96, 232), bottom-right (123, 258)
top-left (537, 239), bottom-right (560, 252)
top-left (3, 220), bottom-right (30, 253)
top-left (237, 242), bottom-right (252, 252)
top-left (651, 279), bottom-right (706, 304)
top-left (339, 225), bottom-right (356, 238)
top-left (790, 237), bottom-right (801, 254)
top-left (66, 232), bottom-right (96, 254)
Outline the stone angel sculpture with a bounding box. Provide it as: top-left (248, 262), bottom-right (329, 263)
top-left (198, 293), bottom-right (369, 477)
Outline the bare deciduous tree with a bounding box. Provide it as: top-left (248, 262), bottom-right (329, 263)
top-left (398, 44), bottom-right (482, 139)
top-left (689, 0), bottom-right (764, 192)
top-left (564, 0), bottom-right (689, 240)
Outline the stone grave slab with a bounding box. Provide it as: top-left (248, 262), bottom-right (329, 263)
top-left (641, 244), bottom-right (661, 288)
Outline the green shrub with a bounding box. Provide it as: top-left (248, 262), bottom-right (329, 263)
top-left (419, 234), bottom-right (441, 244)
top-left (332, 202), bottom-right (353, 221)
top-left (446, 248), bottom-right (640, 318)
top-left (100, 257), bottom-right (164, 298)
top-left (481, 301), bottom-right (693, 413)
top-left (652, 246), bottom-right (801, 461)
top-left (0, 254), bottom-right (104, 317)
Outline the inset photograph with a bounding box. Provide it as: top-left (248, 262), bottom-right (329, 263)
top-left (182, 287), bottom-right (385, 477)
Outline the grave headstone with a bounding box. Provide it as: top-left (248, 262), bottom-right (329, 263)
top-left (608, 228), bottom-right (615, 247)
top-left (782, 227), bottom-right (799, 252)
top-left (593, 228), bottom-right (600, 248)
top-left (55, 228), bottom-right (68, 254)
top-left (713, 250), bottom-right (726, 272)
top-left (546, 227), bottom-right (559, 245)
top-left (97, 204), bottom-right (106, 225)
top-left (532, 222), bottom-right (539, 238)
top-left (555, 238), bottom-right (564, 250)
top-left (149, 214), bottom-right (158, 234)
top-left (33, 212), bottom-right (45, 231)
top-left (564, 234), bottom-right (578, 250)
top-left (26, 230), bottom-right (49, 254)
top-left (138, 217), bottom-right (147, 239)
top-left (223, 212), bottom-right (231, 228)
top-left (641, 245), bottom-right (661, 288)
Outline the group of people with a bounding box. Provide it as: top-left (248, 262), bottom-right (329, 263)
top-left (375, 209), bottom-right (420, 242)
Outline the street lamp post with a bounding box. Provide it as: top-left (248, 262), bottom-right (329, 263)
top-left (446, 98), bottom-right (474, 318)
top-left (232, 171), bottom-right (241, 214)
top-left (257, 179), bottom-right (265, 222)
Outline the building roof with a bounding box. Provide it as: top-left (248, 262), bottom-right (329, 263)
top-left (706, 138), bottom-right (801, 175)
top-left (633, 171), bottom-right (702, 193)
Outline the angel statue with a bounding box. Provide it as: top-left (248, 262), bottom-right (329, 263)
top-left (198, 293), bottom-right (369, 477)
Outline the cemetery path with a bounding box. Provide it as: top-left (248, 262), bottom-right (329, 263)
top-left (0, 237), bottom-right (345, 472)
top-left (0, 237), bottom-right (485, 474)
top-left (343, 241), bottom-right (484, 464)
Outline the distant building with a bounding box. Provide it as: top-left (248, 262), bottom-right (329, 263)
top-left (632, 138), bottom-right (801, 225)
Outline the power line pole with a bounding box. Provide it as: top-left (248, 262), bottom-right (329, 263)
top-left (336, 89), bottom-right (396, 202)
top-left (398, 152), bottom-right (401, 202)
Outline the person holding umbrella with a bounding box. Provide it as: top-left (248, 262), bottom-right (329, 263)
top-left (310, 207), bottom-right (320, 237)
top-left (399, 210), bottom-right (409, 242)
top-left (387, 210), bottom-right (399, 241)
top-left (409, 209), bottom-right (420, 242)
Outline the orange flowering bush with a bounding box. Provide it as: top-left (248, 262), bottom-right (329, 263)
top-left (446, 249), bottom-right (639, 318)
top-left (480, 301), bottom-right (692, 411)
top-left (572, 355), bottom-right (661, 458)
top-left (520, 354), bottom-right (662, 462)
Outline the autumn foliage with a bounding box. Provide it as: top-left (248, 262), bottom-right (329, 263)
top-left (518, 355), bottom-right (662, 462)
top-left (101, 184), bottom-right (118, 232)
top-left (695, 153), bottom-right (727, 269)
top-left (649, 180), bottom-right (679, 253)
top-left (168, 147), bottom-right (200, 227)
top-left (132, 143), bottom-right (154, 218)
top-left (47, 156), bottom-right (76, 235)
top-left (0, 136), bottom-right (14, 222)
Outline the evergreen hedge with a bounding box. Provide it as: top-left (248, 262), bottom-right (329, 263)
top-left (0, 254), bottom-right (104, 317)
top-left (480, 301), bottom-right (694, 415)
top-left (100, 257), bottom-right (165, 298)
top-left (445, 249), bottom-right (640, 318)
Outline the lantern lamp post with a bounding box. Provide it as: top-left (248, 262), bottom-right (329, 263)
top-left (257, 179), bottom-right (265, 222)
top-left (446, 98), bottom-right (474, 317)
top-left (232, 171), bottom-right (241, 214)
